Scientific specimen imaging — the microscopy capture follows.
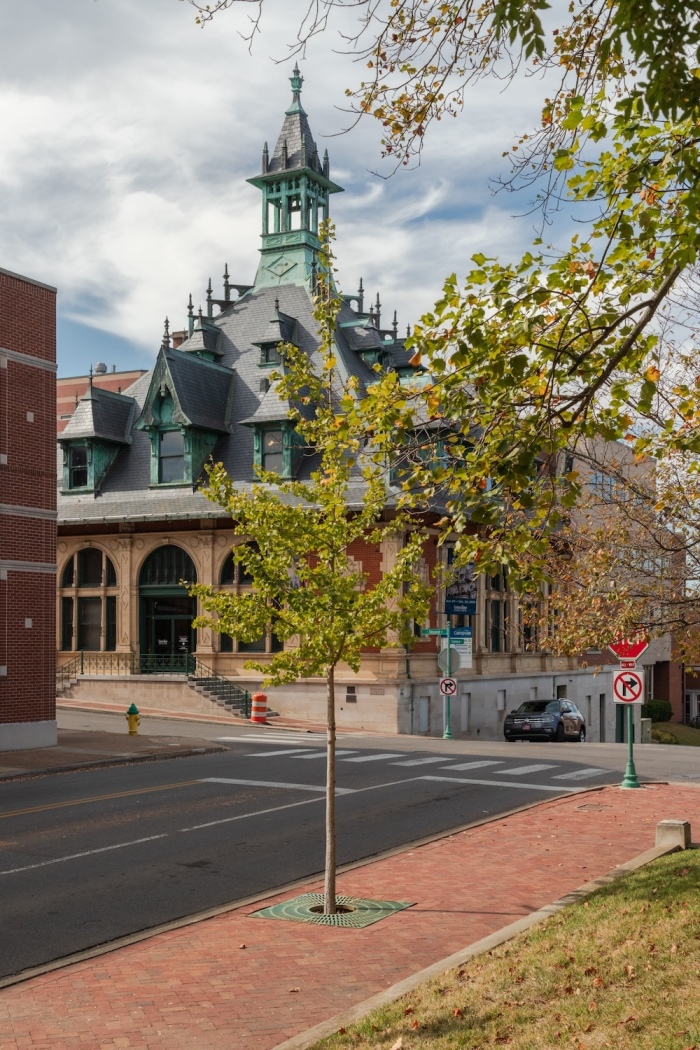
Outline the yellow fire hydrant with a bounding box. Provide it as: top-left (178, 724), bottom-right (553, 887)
top-left (126, 702), bottom-right (140, 735)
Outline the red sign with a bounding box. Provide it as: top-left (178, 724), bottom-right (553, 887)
top-left (608, 636), bottom-right (649, 660)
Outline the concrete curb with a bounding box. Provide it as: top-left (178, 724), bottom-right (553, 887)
top-left (0, 786), bottom-right (596, 990)
top-left (0, 744), bottom-right (228, 782)
top-left (271, 841), bottom-right (689, 1050)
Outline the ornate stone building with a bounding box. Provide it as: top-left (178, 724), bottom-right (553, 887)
top-left (57, 69), bottom-right (609, 737)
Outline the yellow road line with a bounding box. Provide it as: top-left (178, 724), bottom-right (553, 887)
top-left (0, 781), bottom-right (201, 820)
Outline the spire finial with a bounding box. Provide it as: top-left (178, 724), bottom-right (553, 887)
top-left (406, 324), bottom-right (411, 338)
top-left (291, 63), bottom-right (303, 101)
top-left (311, 255), bottom-right (318, 295)
top-left (375, 292), bottom-right (381, 332)
top-left (274, 296), bottom-right (280, 313)
top-left (392, 310), bottom-right (398, 341)
top-left (198, 306), bottom-right (204, 322)
top-left (162, 317), bottom-right (171, 349)
top-left (323, 148), bottom-right (329, 177)
top-left (262, 141), bottom-right (269, 174)
top-left (187, 294), bottom-right (195, 337)
top-left (88, 363), bottom-right (93, 392)
top-left (223, 263), bottom-right (231, 303)
top-left (357, 277), bottom-right (364, 313)
top-left (206, 278), bottom-right (213, 318)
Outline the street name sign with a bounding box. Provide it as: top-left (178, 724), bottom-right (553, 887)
top-left (613, 668), bottom-right (644, 704)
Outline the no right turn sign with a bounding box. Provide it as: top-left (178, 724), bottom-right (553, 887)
top-left (613, 668), bottom-right (644, 704)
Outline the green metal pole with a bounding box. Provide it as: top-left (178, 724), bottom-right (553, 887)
top-left (620, 704), bottom-right (641, 789)
top-left (443, 620), bottom-right (453, 739)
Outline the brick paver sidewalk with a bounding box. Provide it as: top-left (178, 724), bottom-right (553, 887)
top-left (1, 784), bottom-right (698, 1050)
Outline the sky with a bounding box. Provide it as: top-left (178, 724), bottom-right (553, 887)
top-left (0, 0), bottom-right (555, 377)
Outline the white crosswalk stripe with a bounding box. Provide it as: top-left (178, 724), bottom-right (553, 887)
top-left (341, 753), bottom-right (403, 763)
top-left (244, 748), bottom-right (314, 758)
top-left (497, 764), bottom-right (556, 776)
top-left (293, 750), bottom-right (358, 759)
top-left (552, 767), bottom-right (608, 781)
top-left (202, 777), bottom-right (354, 794)
top-left (390, 757), bottom-right (452, 767)
top-left (440, 760), bottom-right (504, 771)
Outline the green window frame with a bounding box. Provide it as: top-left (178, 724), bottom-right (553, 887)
top-left (159, 429), bottom-right (186, 483)
top-left (260, 343), bottom-right (282, 366)
top-left (68, 445), bottom-right (89, 489)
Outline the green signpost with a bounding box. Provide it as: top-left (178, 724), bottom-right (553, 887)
top-left (422, 624), bottom-right (455, 739)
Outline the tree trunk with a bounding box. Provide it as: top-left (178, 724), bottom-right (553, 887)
top-left (324, 663), bottom-right (337, 914)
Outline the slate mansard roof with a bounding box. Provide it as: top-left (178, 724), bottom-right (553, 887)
top-left (57, 73), bottom-right (416, 528)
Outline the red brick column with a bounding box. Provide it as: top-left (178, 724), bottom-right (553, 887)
top-left (0, 266), bottom-right (58, 749)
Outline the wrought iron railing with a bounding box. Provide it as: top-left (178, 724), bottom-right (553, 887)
top-left (56, 652), bottom-right (249, 717)
top-left (188, 660), bottom-right (252, 718)
top-left (138, 652), bottom-right (196, 675)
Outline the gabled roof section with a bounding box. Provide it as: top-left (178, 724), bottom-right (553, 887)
top-left (136, 347), bottom-right (234, 434)
top-left (178, 313), bottom-right (223, 358)
top-left (239, 378), bottom-right (294, 427)
top-left (59, 385), bottom-right (136, 444)
top-left (252, 306), bottom-right (298, 348)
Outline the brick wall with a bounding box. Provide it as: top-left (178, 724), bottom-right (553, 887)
top-left (0, 266), bottom-right (57, 741)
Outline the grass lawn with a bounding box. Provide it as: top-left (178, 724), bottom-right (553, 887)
top-left (654, 722), bottom-right (700, 747)
top-left (313, 850), bottom-right (700, 1050)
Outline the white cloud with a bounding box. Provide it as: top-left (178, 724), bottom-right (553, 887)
top-left (0, 0), bottom-right (561, 367)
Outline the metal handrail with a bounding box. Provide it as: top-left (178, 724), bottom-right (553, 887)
top-left (56, 654), bottom-right (82, 693)
top-left (189, 659), bottom-right (252, 718)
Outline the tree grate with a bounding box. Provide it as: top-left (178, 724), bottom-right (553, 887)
top-left (249, 892), bottom-right (414, 928)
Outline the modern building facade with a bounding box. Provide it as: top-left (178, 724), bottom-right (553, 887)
top-left (1, 266), bottom-right (58, 749)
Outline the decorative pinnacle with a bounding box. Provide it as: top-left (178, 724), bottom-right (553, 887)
top-left (375, 293), bottom-right (381, 331)
top-left (274, 296), bottom-right (280, 312)
top-left (162, 317), bottom-right (171, 348)
top-left (357, 277), bottom-right (364, 313)
top-left (223, 263), bottom-right (231, 302)
top-left (206, 278), bottom-right (213, 318)
top-left (392, 310), bottom-right (398, 340)
top-left (187, 294), bottom-right (194, 318)
top-left (406, 324), bottom-right (411, 337)
top-left (290, 63), bottom-right (303, 100)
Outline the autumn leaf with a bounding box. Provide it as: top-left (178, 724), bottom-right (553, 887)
top-left (404, 1006), bottom-right (414, 1015)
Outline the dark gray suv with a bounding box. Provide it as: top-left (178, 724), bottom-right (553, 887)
top-left (504, 699), bottom-right (586, 742)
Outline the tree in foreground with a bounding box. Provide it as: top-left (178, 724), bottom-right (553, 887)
top-left (191, 232), bottom-right (431, 913)
top-left (181, 0), bottom-right (700, 653)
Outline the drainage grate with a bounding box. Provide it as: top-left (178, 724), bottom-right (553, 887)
top-left (249, 892), bottom-right (414, 928)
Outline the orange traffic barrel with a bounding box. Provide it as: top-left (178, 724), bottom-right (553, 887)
top-left (250, 692), bottom-right (268, 724)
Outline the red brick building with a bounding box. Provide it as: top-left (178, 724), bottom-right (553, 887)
top-left (58, 366), bottom-right (146, 433)
top-left (0, 266), bottom-right (58, 749)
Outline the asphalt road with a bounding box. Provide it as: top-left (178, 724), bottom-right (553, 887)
top-left (0, 730), bottom-right (624, 980)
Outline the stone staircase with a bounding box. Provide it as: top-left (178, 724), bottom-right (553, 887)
top-left (187, 674), bottom-right (255, 719)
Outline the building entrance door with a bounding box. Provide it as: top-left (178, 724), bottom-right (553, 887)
top-left (140, 596), bottom-right (196, 673)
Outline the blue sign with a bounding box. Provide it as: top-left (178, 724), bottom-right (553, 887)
top-left (445, 560), bottom-right (477, 617)
top-left (445, 598), bottom-right (476, 615)
top-left (451, 627), bottom-right (472, 642)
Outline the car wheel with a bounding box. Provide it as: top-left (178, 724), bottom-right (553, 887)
top-left (578, 726), bottom-right (586, 743)
top-left (556, 724), bottom-right (566, 742)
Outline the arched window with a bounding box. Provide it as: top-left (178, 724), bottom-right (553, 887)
top-left (139, 545), bottom-right (196, 587)
top-left (59, 548), bottom-right (118, 652)
top-left (217, 546), bottom-right (281, 655)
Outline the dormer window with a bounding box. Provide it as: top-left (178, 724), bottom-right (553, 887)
top-left (262, 429), bottom-right (284, 473)
top-left (260, 342), bottom-right (282, 366)
top-left (68, 445), bottom-right (89, 489)
top-left (159, 429), bottom-right (185, 483)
